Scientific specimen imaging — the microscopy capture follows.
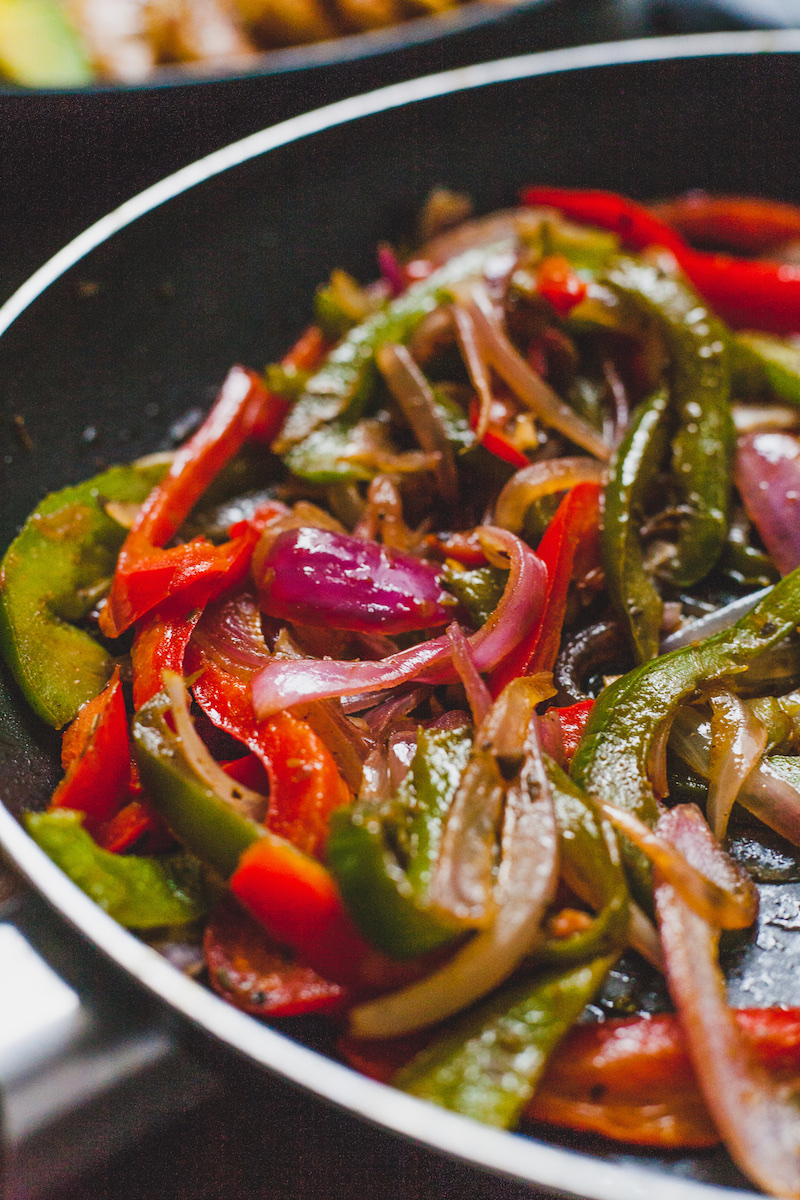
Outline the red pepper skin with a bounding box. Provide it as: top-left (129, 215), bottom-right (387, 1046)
top-left (341, 1008), bottom-right (800, 1149)
top-left (50, 669), bottom-right (131, 833)
top-left (100, 367), bottom-right (272, 639)
top-left (650, 194), bottom-right (800, 256)
top-left (221, 752), bottom-right (270, 793)
top-left (489, 482), bottom-right (602, 694)
top-left (131, 591), bottom-right (208, 711)
top-left (129, 502), bottom-right (287, 710)
top-left (522, 186), bottom-right (686, 256)
top-left (523, 185), bottom-right (800, 336)
top-left (550, 699), bottom-right (595, 766)
top-left (230, 835), bottom-right (375, 987)
top-left (528, 1008), bottom-right (800, 1148)
top-left (187, 650), bottom-right (351, 859)
top-left (468, 398), bottom-right (529, 470)
top-left (204, 894), bottom-right (347, 1018)
top-left (536, 255), bottom-right (588, 316)
top-left (679, 252), bottom-right (800, 337)
top-left (425, 530), bottom-right (489, 568)
top-left (281, 324), bottom-right (329, 373)
top-left (96, 799), bottom-right (165, 854)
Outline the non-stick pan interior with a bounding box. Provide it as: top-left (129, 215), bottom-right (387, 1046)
top-left (4, 35), bottom-right (800, 1198)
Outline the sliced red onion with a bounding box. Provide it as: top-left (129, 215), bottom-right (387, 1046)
top-left (671, 707), bottom-right (800, 847)
top-left (353, 475), bottom-right (417, 552)
top-left (706, 686), bottom-right (768, 840)
top-left (421, 527), bottom-right (547, 686)
top-left (377, 242), bottom-right (406, 297)
top-left (361, 685), bottom-right (431, 732)
top-left (350, 688), bottom-right (558, 1037)
top-left (192, 588), bottom-right (271, 679)
top-left (447, 622), bottom-right (492, 726)
top-left (494, 457), bottom-right (609, 534)
top-left (655, 803), bottom-right (800, 1198)
top-left (628, 903), bottom-right (663, 971)
top-left (603, 358), bottom-right (630, 444)
top-left (601, 801), bottom-right (757, 930)
top-left (735, 431), bottom-right (800, 576)
top-left (254, 526), bottom-right (456, 637)
top-left (251, 527), bottom-right (546, 719)
top-left (465, 285), bottom-right (611, 462)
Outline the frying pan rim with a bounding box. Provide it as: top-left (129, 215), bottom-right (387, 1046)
top-left (2, 30), bottom-right (797, 1198)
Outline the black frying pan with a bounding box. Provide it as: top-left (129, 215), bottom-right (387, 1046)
top-left (4, 31), bottom-right (800, 1200)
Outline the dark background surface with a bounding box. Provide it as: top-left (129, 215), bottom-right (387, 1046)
top-left (1, 3), bottom-right (796, 1198)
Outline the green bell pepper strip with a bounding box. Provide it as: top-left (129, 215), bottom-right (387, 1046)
top-left (441, 564), bottom-right (508, 628)
top-left (536, 757), bottom-right (630, 966)
top-left (132, 690), bottom-right (265, 879)
top-left (601, 257), bottom-right (735, 588)
top-left (602, 387), bottom-right (670, 663)
top-left (732, 331), bottom-right (800, 408)
top-left (274, 239), bottom-right (518, 456)
top-left (395, 954), bottom-right (615, 1128)
top-left (326, 725), bottom-right (473, 958)
top-left (0, 459), bottom-right (167, 728)
top-left (571, 564), bottom-right (800, 907)
top-left (24, 809), bottom-right (210, 928)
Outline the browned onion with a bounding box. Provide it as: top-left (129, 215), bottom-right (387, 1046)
top-left (463, 284), bottom-right (611, 461)
top-left (350, 677), bottom-right (558, 1037)
top-left (451, 302), bottom-right (495, 441)
top-left (601, 801), bottom-right (757, 930)
top-left (494, 457), bottom-right (609, 534)
top-left (376, 341), bottom-right (458, 504)
top-left (655, 803), bottom-right (800, 1198)
top-left (446, 622), bottom-right (492, 726)
top-left (706, 686), bottom-right (768, 839)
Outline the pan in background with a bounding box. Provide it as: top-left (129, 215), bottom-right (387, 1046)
top-left (0, 0), bottom-right (644, 314)
top-left (4, 30), bottom-right (800, 1200)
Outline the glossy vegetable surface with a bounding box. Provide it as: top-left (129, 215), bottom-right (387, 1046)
top-left (9, 188), bottom-right (800, 1196)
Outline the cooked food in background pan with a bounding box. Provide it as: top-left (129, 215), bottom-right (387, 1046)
top-left (7, 187), bottom-right (800, 1195)
top-left (0, 0), bottom-right (483, 87)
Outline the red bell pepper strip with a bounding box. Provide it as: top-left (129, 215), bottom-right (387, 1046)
top-left (489, 482), bottom-right (602, 694)
top-left (230, 835), bottom-right (375, 987)
top-left (528, 1008), bottom-right (800, 1148)
top-left (539, 698), bottom-right (595, 769)
top-left (96, 799), bottom-right (165, 854)
top-left (341, 1008), bottom-right (800, 1149)
top-left (100, 367), bottom-right (276, 639)
top-left (186, 648), bottom-right (351, 859)
top-left (677, 252), bottom-right (800, 337)
top-left (425, 530), bottom-right (489, 568)
top-left (131, 591), bottom-right (209, 711)
top-left (650, 193), bottom-right (800, 256)
top-left (248, 326), bottom-right (327, 445)
top-left (50, 668), bottom-right (131, 833)
top-left (523, 185), bottom-right (800, 336)
top-left (468, 398), bottom-right (529, 470)
top-left (204, 894), bottom-right (347, 1018)
top-left (523, 186), bottom-right (687, 256)
top-left (281, 324), bottom-right (329, 373)
top-left (129, 501), bottom-right (288, 710)
top-left (221, 752), bottom-right (270, 793)
top-left (536, 254), bottom-right (588, 316)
